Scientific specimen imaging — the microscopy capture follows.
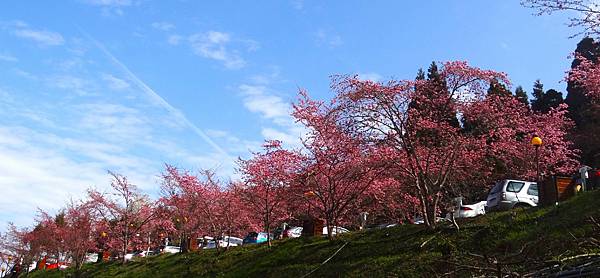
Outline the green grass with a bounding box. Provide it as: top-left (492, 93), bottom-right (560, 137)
top-left (26, 190), bottom-right (600, 277)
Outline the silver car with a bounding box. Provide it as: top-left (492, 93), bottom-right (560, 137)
top-left (486, 179), bottom-right (538, 211)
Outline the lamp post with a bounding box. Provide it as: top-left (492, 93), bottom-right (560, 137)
top-left (304, 191), bottom-right (316, 217)
top-left (531, 136), bottom-right (543, 204)
top-left (531, 136), bottom-right (542, 182)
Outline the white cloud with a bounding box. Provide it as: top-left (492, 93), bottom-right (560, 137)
top-left (12, 26), bottom-right (64, 46)
top-left (84, 32), bottom-right (231, 158)
top-left (291, 0), bottom-right (304, 10)
top-left (238, 82), bottom-right (305, 147)
top-left (261, 127), bottom-right (300, 145)
top-left (0, 53), bottom-right (17, 62)
top-left (0, 125), bottom-right (156, 228)
top-left (13, 69), bottom-right (37, 80)
top-left (167, 34), bottom-right (183, 45)
top-left (315, 29), bottom-right (343, 48)
top-left (82, 0), bottom-right (132, 6)
top-left (239, 84), bottom-right (290, 123)
top-left (188, 31), bottom-right (247, 69)
top-left (76, 103), bottom-right (150, 143)
top-left (357, 72), bottom-right (382, 82)
top-left (46, 75), bottom-right (92, 95)
top-left (80, 0), bottom-right (133, 16)
top-left (152, 22), bottom-right (175, 31)
top-left (102, 73), bottom-right (130, 90)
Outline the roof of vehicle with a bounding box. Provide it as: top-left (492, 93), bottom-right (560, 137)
top-left (503, 179), bottom-right (536, 183)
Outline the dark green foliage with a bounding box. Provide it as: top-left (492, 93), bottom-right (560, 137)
top-left (566, 37), bottom-right (600, 125)
top-left (531, 80), bottom-right (565, 113)
top-left (514, 86), bottom-right (529, 106)
top-left (409, 62), bottom-right (460, 129)
top-left (415, 68), bottom-right (425, 81)
top-left (487, 78), bottom-right (512, 97)
top-left (25, 190), bottom-right (600, 278)
top-left (566, 37), bottom-right (600, 167)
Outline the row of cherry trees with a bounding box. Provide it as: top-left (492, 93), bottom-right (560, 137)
top-left (0, 59), bottom-right (587, 271)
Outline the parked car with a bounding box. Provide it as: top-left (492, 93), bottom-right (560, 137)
top-left (486, 179), bottom-right (538, 211)
top-left (413, 216), bottom-right (447, 225)
top-left (162, 246), bottom-right (181, 254)
top-left (280, 226), bottom-right (349, 237)
top-left (202, 236), bottom-right (244, 249)
top-left (242, 232), bottom-right (272, 244)
top-left (135, 250), bottom-right (159, 258)
top-left (375, 223), bottom-right (398, 229)
top-left (446, 200), bottom-right (487, 219)
top-left (322, 226), bottom-right (349, 236)
top-left (283, 226), bottom-right (303, 238)
top-left (84, 253), bottom-right (98, 263)
top-left (220, 236), bottom-right (243, 247)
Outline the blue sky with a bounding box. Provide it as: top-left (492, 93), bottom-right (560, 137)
top-left (0, 1), bottom-right (579, 227)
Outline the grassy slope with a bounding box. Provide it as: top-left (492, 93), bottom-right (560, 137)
top-left (28, 190), bottom-right (600, 277)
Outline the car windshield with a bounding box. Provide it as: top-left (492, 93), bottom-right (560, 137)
top-left (506, 181), bottom-right (525, 192)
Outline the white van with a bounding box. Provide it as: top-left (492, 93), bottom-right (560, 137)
top-left (486, 179), bottom-right (538, 211)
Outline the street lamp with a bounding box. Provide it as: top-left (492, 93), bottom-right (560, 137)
top-left (531, 136), bottom-right (543, 201)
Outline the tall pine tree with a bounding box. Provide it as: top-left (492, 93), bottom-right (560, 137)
top-left (514, 86), bottom-right (529, 106)
top-left (566, 37), bottom-right (600, 167)
top-left (531, 80), bottom-right (565, 113)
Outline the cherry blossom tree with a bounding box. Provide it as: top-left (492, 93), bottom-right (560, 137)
top-left (522, 0), bottom-right (600, 37)
top-left (333, 61), bottom-right (578, 228)
top-left (292, 92), bottom-right (387, 238)
top-left (569, 53), bottom-right (600, 102)
top-left (160, 166), bottom-right (254, 251)
top-left (360, 176), bottom-right (421, 225)
top-left (0, 223), bottom-right (33, 274)
top-left (238, 141), bottom-right (303, 246)
top-left (87, 172), bottom-right (158, 263)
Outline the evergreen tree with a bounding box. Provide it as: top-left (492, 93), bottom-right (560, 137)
top-left (566, 37), bottom-right (600, 125)
top-left (544, 89), bottom-right (565, 111)
top-left (416, 68), bottom-right (425, 81)
top-left (514, 86), bottom-right (529, 106)
top-left (487, 78), bottom-right (512, 97)
top-left (531, 79), bottom-right (544, 111)
top-left (530, 80), bottom-right (564, 113)
top-left (566, 37), bottom-right (600, 167)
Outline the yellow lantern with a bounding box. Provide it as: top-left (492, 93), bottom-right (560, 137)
top-left (304, 191), bottom-right (316, 197)
top-left (531, 136), bottom-right (542, 147)
top-left (101, 232), bottom-right (107, 238)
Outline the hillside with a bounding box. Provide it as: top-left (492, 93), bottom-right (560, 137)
top-left (26, 190), bottom-right (600, 277)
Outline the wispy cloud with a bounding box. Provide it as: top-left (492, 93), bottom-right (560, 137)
top-left (186, 31), bottom-right (259, 69)
top-left (189, 31), bottom-right (246, 69)
top-left (291, 0), bottom-right (304, 10)
top-left (80, 0), bottom-right (134, 16)
top-left (315, 29), bottom-right (343, 48)
top-left (82, 31), bottom-right (231, 158)
top-left (152, 22), bottom-right (175, 32)
top-left (167, 34), bottom-right (182, 45)
top-left (357, 72), bottom-right (382, 82)
top-left (0, 53), bottom-right (18, 62)
top-left (82, 0), bottom-right (132, 6)
top-left (7, 21), bottom-right (64, 46)
top-left (239, 84), bottom-right (291, 123)
top-left (46, 75), bottom-right (93, 95)
top-left (238, 79), bottom-right (305, 147)
top-left (0, 124), bottom-right (156, 227)
top-left (102, 73), bottom-right (130, 90)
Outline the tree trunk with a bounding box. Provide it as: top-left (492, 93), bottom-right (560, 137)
top-left (326, 213), bottom-right (333, 240)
